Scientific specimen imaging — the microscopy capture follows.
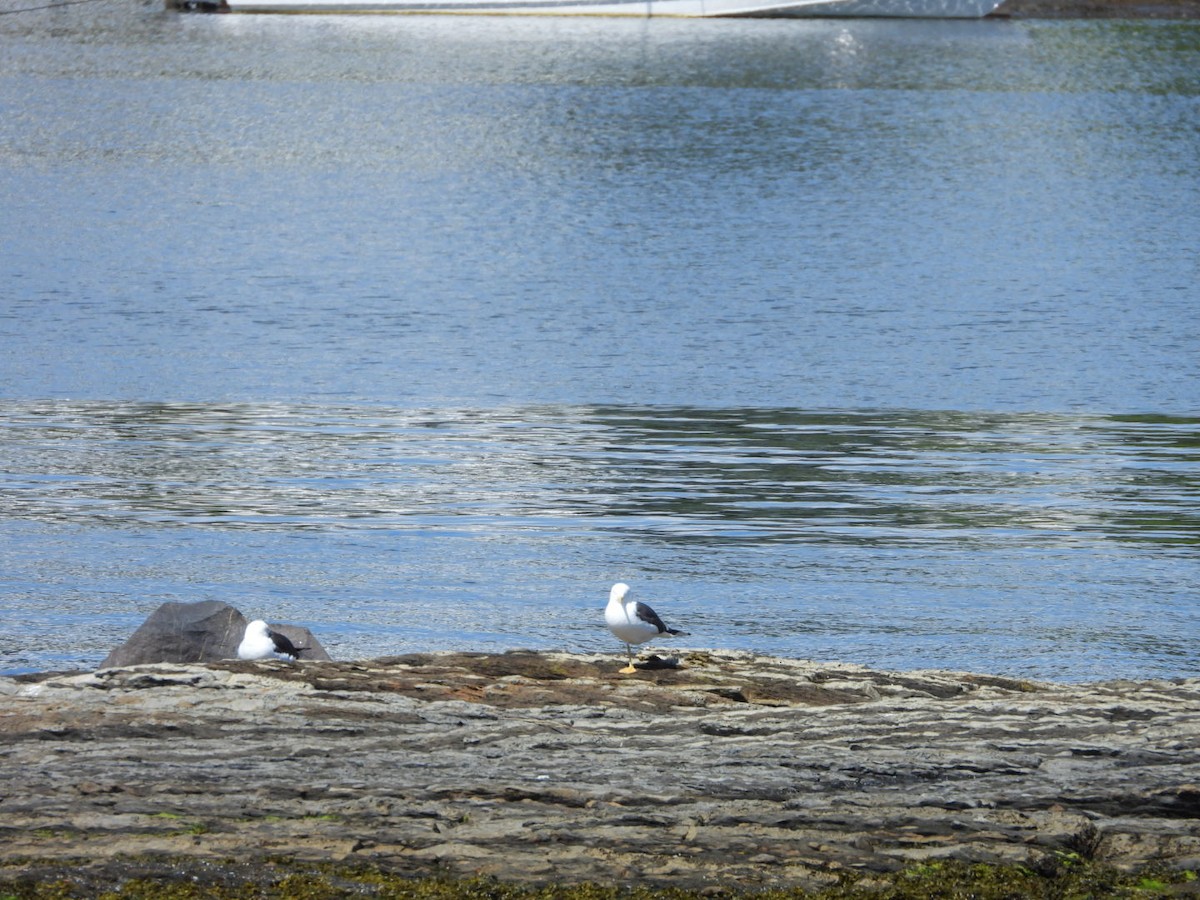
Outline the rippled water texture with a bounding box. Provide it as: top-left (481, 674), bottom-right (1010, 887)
top-left (1, 7), bottom-right (1198, 677)
top-left (2, 403), bottom-right (1196, 679)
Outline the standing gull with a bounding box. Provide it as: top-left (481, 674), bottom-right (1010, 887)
top-left (237, 619), bottom-right (304, 661)
top-left (604, 582), bottom-right (689, 674)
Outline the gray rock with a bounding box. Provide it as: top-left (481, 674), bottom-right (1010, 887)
top-left (99, 600), bottom-right (247, 668)
top-left (98, 601), bottom-right (331, 668)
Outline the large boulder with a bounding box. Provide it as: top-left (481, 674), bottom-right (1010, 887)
top-left (99, 601), bottom-right (331, 668)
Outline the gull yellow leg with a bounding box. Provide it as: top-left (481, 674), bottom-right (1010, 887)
top-left (619, 643), bottom-right (637, 674)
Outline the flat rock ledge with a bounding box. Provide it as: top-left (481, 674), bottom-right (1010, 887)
top-left (1, 650), bottom-right (1198, 892)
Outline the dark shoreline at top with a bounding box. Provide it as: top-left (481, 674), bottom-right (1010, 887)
top-left (992, 0), bottom-right (1200, 17)
top-left (158, 0), bottom-right (1200, 17)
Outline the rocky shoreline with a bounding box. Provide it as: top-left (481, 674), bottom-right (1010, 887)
top-left (1, 650), bottom-right (1198, 893)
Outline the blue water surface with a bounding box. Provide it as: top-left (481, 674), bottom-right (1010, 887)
top-left (1, 8), bottom-right (1198, 678)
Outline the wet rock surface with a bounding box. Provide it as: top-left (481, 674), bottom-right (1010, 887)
top-left (1, 650), bottom-right (1198, 891)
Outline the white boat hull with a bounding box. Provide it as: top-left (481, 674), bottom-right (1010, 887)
top-left (202, 0), bottom-right (1003, 18)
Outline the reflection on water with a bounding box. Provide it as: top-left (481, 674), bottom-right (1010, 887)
top-left (2, 402), bottom-right (1197, 678)
top-left (3, 403), bottom-right (1198, 547)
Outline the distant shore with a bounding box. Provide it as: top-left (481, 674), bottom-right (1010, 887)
top-left (2, 650), bottom-right (1198, 894)
top-left (993, 0), bottom-right (1199, 17)
top-left (157, 0), bottom-right (1200, 15)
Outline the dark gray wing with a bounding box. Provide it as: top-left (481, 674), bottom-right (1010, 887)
top-left (268, 628), bottom-right (302, 658)
top-left (633, 601), bottom-right (670, 634)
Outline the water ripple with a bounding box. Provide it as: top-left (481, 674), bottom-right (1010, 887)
top-left (5, 402), bottom-right (1195, 547)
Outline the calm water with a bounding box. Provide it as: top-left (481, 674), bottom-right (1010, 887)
top-left (1, 4), bottom-right (1198, 678)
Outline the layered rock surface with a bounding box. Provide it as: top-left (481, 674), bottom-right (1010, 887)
top-left (1, 651), bottom-right (1197, 890)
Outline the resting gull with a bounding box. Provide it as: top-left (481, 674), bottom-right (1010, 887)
top-left (237, 619), bottom-right (304, 661)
